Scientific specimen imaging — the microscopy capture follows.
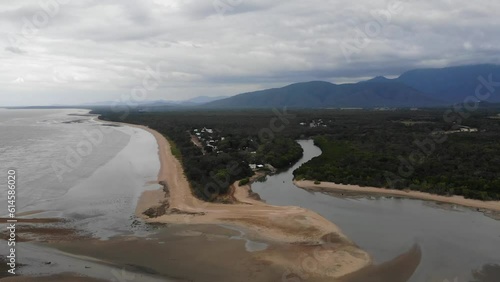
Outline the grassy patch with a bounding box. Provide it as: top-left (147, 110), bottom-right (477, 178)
top-left (239, 178), bottom-right (250, 186)
top-left (167, 136), bottom-right (182, 161)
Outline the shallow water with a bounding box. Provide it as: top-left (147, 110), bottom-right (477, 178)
top-left (0, 109), bottom-right (160, 238)
top-left (8, 242), bottom-right (167, 282)
top-left (0, 109), bottom-right (168, 280)
top-left (251, 140), bottom-right (500, 282)
top-left (221, 224), bottom-right (269, 252)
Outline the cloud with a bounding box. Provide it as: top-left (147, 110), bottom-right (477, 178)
top-left (0, 0), bottom-right (500, 106)
top-left (5, 46), bottom-right (26, 54)
top-left (12, 77), bottom-right (25, 84)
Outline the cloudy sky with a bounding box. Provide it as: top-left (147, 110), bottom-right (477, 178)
top-left (1, 0), bottom-right (499, 106)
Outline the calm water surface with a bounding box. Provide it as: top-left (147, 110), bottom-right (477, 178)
top-left (0, 109), bottom-right (168, 280)
top-left (252, 140), bottom-right (500, 282)
top-left (0, 109), bottom-right (160, 238)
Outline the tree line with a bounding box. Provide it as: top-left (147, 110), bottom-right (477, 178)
top-left (94, 108), bottom-right (500, 201)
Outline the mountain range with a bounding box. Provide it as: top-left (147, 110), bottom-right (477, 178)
top-left (203, 64), bottom-right (500, 109)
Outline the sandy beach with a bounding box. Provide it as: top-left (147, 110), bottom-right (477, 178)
top-left (295, 180), bottom-right (500, 212)
top-left (129, 124), bottom-right (372, 279)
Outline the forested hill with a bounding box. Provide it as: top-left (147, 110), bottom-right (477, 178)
top-left (395, 64), bottom-right (500, 103)
top-left (203, 81), bottom-right (440, 109)
top-left (203, 64), bottom-right (500, 109)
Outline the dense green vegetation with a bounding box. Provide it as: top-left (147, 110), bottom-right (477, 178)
top-left (293, 112), bottom-right (500, 201)
top-left (256, 138), bottom-right (303, 168)
top-left (95, 108), bottom-right (500, 201)
top-left (239, 178), bottom-right (250, 186)
top-left (204, 80), bottom-right (440, 108)
top-left (294, 136), bottom-right (401, 187)
top-left (95, 110), bottom-right (303, 201)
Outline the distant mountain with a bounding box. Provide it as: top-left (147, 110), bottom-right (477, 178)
top-left (81, 95), bottom-right (228, 107)
top-left (203, 64), bottom-right (500, 109)
top-left (395, 64), bottom-right (500, 103)
top-left (365, 76), bottom-right (391, 83)
top-left (81, 100), bottom-right (173, 107)
top-left (203, 81), bottom-right (441, 109)
top-left (184, 96), bottom-right (228, 104)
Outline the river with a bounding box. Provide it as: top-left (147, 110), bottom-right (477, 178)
top-left (251, 140), bottom-right (500, 282)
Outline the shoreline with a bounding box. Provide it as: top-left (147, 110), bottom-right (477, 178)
top-left (294, 180), bottom-right (500, 212)
top-left (122, 122), bottom-right (372, 279)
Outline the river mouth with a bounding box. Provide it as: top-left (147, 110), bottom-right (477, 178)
top-left (251, 140), bottom-right (500, 282)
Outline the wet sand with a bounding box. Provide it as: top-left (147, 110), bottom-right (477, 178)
top-left (0, 218), bottom-right (63, 224)
top-left (0, 274), bottom-right (107, 282)
top-left (338, 245), bottom-right (422, 282)
top-left (2, 225), bottom-right (88, 243)
top-left (295, 180), bottom-right (500, 212)
top-left (46, 224), bottom-right (424, 282)
top-left (50, 224), bottom-right (286, 282)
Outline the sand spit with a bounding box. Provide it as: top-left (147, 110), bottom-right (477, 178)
top-left (338, 245), bottom-right (422, 282)
top-left (127, 123), bottom-right (371, 279)
top-left (295, 180), bottom-right (500, 212)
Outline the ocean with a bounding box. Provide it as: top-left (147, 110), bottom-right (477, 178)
top-left (0, 108), bottom-right (161, 238)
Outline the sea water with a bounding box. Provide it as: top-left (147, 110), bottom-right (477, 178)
top-left (0, 109), bottom-right (160, 238)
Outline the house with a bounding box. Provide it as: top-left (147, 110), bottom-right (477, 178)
top-left (202, 127), bottom-right (214, 134)
top-left (459, 126), bottom-right (478, 132)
